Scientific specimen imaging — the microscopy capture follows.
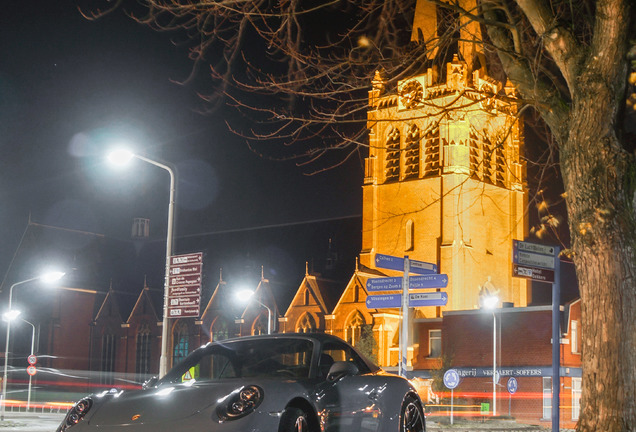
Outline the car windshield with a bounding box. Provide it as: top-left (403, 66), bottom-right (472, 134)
top-left (160, 338), bottom-right (314, 384)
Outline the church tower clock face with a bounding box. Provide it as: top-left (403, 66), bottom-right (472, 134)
top-left (399, 80), bottom-right (424, 109)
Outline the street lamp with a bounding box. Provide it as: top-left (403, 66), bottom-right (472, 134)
top-left (4, 315), bottom-right (36, 411)
top-left (1, 271), bottom-right (65, 421)
top-left (483, 293), bottom-right (499, 416)
top-left (108, 148), bottom-right (176, 377)
top-left (235, 288), bottom-right (272, 335)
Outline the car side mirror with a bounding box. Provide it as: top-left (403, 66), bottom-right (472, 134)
top-left (142, 376), bottom-right (158, 390)
top-left (327, 361), bottom-right (359, 382)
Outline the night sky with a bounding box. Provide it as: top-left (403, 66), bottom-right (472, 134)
top-left (0, 3), bottom-right (364, 300)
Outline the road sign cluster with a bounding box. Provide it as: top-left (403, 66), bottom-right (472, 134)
top-left (512, 240), bottom-right (556, 282)
top-left (168, 252), bottom-right (203, 318)
top-left (366, 253), bottom-right (448, 309)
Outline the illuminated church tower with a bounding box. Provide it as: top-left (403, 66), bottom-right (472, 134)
top-left (360, 0), bottom-right (529, 313)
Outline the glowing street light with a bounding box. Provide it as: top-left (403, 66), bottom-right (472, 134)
top-left (1, 271), bottom-right (65, 421)
top-left (483, 293), bottom-right (499, 416)
top-left (235, 288), bottom-right (272, 335)
top-left (108, 148), bottom-right (176, 378)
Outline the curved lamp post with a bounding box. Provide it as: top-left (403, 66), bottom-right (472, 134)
top-left (108, 149), bottom-right (176, 378)
top-left (235, 288), bottom-right (272, 335)
top-left (483, 294), bottom-right (499, 416)
top-left (1, 271), bottom-right (65, 421)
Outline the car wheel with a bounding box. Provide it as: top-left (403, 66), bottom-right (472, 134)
top-left (279, 407), bottom-right (311, 432)
top-left (400, 395), bottom-right (425, 432)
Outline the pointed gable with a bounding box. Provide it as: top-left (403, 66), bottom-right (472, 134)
top-left (94, 289), bottom-right (124, 324)
top-left (126, 285), bottom-right (159, 323)
top-left (240, 275), bottom-right (279, 335)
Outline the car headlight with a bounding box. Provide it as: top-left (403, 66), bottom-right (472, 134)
top-left (60, 398), bottom-right (92, 431)
top-left (217, 385), bottom-right (263, 421)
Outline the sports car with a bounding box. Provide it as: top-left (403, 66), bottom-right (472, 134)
top-left (57, 333), bottom-right (425, 432)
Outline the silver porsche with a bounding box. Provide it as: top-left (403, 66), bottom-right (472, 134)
top-left (57, 333), bottom-right (426, 432)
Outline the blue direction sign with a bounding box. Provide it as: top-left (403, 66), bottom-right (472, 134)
top-left (366, 294), bottom-right (401, 309)
top-left (410, 274), bottom-right (449, 289)
top-left (374, 253), bottom-right (438, 274)
top-left (409, 292), bottom-right (448, 307)
top-left (366, 277), bottom-right (403, 292)
top-left (366, 274), bottom-right (448, 291)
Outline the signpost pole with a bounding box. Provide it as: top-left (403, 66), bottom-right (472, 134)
top-left (400, 256), bottom-right (410, 378)
top-left (451, 388), bottom-right (454, 425)
top-left (552, 247), bottom-right (561, 432)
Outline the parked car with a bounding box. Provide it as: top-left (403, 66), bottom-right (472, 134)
top-left (57, 333), bottom-right (425, 432)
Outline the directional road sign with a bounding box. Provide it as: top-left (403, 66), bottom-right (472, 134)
top-left (513, 264), bottom-right (555, 282)
top-left (366, 274), bottom-right (449, 291)
top-left (366, 294), bottom-right (401, 309)
top-left (170, 252), bottom-right (203, 266)
top-left (374, 253), bottom-right (437, 274)
top-left (170, 274), bottom-right (202, 287)
top-left (409, 274), bottom-right (449, 289)
top-left (409, 292), bottom-right (448, 307)
top-left (366, 277), bottom-right (403, 292)
top-left (169, 285), bottom-right (202, 297)
top-left (513, 240), bottom-right (556, 270)
top-left (169, 263), bottom-right (202, 276)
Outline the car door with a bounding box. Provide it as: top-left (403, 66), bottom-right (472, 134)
top-left (315, 341), bottom-right (383, 432)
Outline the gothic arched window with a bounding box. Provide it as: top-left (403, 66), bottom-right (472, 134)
top-left (172, 321), bottom-right (189, 365)
top-left (135, 324), bottom-right (152, 382)
top-left (404, 124), bottom-right (420, 179)
top-left (297, 313), bottom-right (316, 333)
top-left (212, 318), bottom-right (230, 342)
top-left (345, 311), bottom-right (365, 346)
top-left (385, 127), bottom-right (400, 182)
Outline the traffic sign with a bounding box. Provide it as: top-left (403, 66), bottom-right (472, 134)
top-left (169, 295), bottom-right (200, 308)
top-left (507, 377), bottom-right (518, 394)
top-left (444, 369), bottom-right (460, 389)
top-left (27, 355), bottom-right (37, 365)
top-left (170, 274), bottom-right (202, 287)
top-left (169, 263), bottom-right (202, 276)
top-left (169, 285), bottom-right (202, 297)
top-left (366, 274), bottom-right (449, 291)
top-left (409, 292), bottom-right (448, 307)
top-left (26, 365), bottom-right (37, 376)
top-left (170, 252), bottom-right (203, 266)
top-left (366, 277), bottom-right (402, 292)
top-left (513, 264), bottom-right (555, 282)
top-left (409, 274), bottom-right (449, 289)
top-left (366, 294), bottom-right (401, 309)
top-left (513, 240), bottom-right (556, 270)
top-left (374, 254), bottom-right (437, 274)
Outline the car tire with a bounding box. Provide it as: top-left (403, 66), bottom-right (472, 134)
top-left (279, 407), bottom-right (311, 432)
top-left (400, 395), bottom-right (426, 432)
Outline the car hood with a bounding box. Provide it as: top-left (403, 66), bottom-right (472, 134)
top-left (87, 381), bottom-right (260, 427)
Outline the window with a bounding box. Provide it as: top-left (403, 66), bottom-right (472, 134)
top-left (297, 314), bottom-right (316, 333)
top-left (101, 332), bottom-right (116, 384)
top-left (173, 322), bottom-right (189, 365)
top-left (572, 377), bottom-right (581, 420)
top-left (385, 127), bottom-right (400, 181)
top-left (212, 318), bottom-right (230, 342)
top-left (571, 320), bottom-right (579, 354)
top-left (345, 312), bottom-right (364, 346)
top-left (321, 340), bottom-right (372, 375)
top-left (253, 315), bottom-right (267, 335)
top-left (405, 220), bottom-right (414, 251)
top-left (429, 329), bottom-right (442, 357)
top-left (543, 377), bottom-right (552, 419)
top-left (304, 289), bottom-right (311, 306)
top-left (404, 124), bottom-right (420, 179)
top-left (135, 326), bottom-right (152, 382)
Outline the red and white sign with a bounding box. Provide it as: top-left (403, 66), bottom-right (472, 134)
top-left (27, 355), bottom-right (37, 365)
top-left (168, 252), bottom-right (203, 318)
top-left (170, 253), bottom-right (203, 266)
top-left (26, 365), bottom-right (37, 376)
